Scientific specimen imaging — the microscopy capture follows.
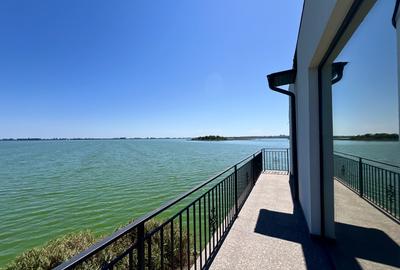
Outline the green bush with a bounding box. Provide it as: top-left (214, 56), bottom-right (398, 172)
top-left (4, 231), bottom-right (97, 270)
top-left (5, 220), bottom-right (191, 270)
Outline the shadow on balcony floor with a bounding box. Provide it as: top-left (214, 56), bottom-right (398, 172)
top-left (328, 222), bottom-right (400, 270)
top-left (328, 180), bottom-right (400, 270)
top-left (254, 206), bottom-right (331, 270)
top-left (209, 173), bottom-right (332, 270)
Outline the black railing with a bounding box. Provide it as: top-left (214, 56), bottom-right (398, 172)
top-left (262, 148), bottom-right (290, 173)
top-left (334, 151), bottom-right (400, 222)
top-left (54, 149), bottom-right (288, 270)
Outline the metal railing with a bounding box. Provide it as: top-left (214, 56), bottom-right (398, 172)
top-left (334, 151), bottom-right (400, 222)
top-left (54, 149), bottom-right (289, 270)
top-left (262, 148), bottom-right (290, 173)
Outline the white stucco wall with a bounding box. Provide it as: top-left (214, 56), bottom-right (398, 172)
top-left (294, 0), bottom-right (354, 235)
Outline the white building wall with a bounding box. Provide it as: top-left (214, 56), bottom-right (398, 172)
top-left (294, 0), bottom-right (354, 235)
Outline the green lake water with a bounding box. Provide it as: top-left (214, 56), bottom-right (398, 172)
top-left (0, 138), bottom-right (398, 266)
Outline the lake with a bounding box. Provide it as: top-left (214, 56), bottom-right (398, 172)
top-left (0, 138), bottom-right (398, 266)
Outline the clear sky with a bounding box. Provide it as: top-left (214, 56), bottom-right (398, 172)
top-left (333, 0), bottom-right (399, 136)
top-left (1, 1), bottom-right (398, 139)
top-left (0, 0), bottom-right (302, 138)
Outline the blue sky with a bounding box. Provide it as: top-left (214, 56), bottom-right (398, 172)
top-left (0, 1), bottom-right (398, 138)
top-left (0, 1), bottom-right (301, 138)
top-left (333, 0), bottom-right (399, 135)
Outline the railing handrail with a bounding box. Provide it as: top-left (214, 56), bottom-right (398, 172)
top-left (334, 151), bottom-right (400, 170)
top-left (55, 149), bottom-right (266, 270)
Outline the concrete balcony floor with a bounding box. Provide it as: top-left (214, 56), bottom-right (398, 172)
top-left (209, 172), bottom-right (400, 270)
top-left (330, 180), bottom-right (400, 270)
top-left (210, 173), bottom-right (332, 270)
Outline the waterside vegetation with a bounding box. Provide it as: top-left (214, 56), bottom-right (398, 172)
top-left (334, 133), bottom-right (399, 141)
top-left (5, 220), bottom-right (189, 270)
top-left (191, 135), bottom-right (228, 141)
top-left (191, 135), bottom-right (289, 141)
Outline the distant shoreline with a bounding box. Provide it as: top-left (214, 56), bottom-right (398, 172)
top-left (334, 133), bottom-right (399, 141)
top-left (1, 133), bottom-right (398, 142)
top-left (191, 135), bottom-right (289, 141)
top-left (0, 136), bottom-right (290, 142)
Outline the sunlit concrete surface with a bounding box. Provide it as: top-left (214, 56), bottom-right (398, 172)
top-left (209, 173), bottom-right (332, 270)
top-left (329, 180), bottom-right (400, 270)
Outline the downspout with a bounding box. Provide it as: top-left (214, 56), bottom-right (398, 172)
top-left (267, 70), bottom-right (299, 201)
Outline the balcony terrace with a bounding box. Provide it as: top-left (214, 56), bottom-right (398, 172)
top-left (209, 173), bottom-right (331, 270)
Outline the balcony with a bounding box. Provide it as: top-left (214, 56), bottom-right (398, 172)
top-left (209, 173), bottom-right (331, 270)
top-left (53, 149), bottom-right (399, 270)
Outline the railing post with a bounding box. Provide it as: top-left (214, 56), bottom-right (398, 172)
top-left (137, 222), bottom-right (145, 270)
top-left (286, 148), bottom-right (289, 173)
top-left (252, 154), bottom-right (255, 184)
top-left (234, 165), bottom-right (238, 216)
top-left (358, 157), bottom-right (363, 197)
top-left (262, 149), bottom-right (265, 171)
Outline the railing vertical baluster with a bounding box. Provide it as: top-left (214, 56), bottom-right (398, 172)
top-left (234, 165), bottom-right (238, 217)
top-left (391, 172), bottom-right (394, 214)
top-left (367, 164), bottom-right (371, 200)
top-left (365, 163), bottom-right (368, 198)
top-left (385, 170), bottom-right (389, 211)
top-left (218, 183), bottom-right (222, 239)
top-left (229, 175), bottom-right (232, 223)
top-left (148, 237), bottom-right (152, 270)
top-left (251, 154), bottom-right (255, 183)
top-left (229, 175), bottom-right (232, 222)
top-left (278, 151), bottom-right (280, 171)
top-left (369, 165), bottom-right (372, 198)
top-left (225, 179), bottom-right (228, 228)
top-left (212, 188), bottom-right (215, 250)
top-left (129, 250), bottom-right (133, 270)
top-left (207, 192), bottom-right (211, 256)
top-left (277, 151), bottom-right (279, 171)
top-left (264, 149), bottom-right (266, 170)
top-left (262, 149), bottom-right (265, 171)
top-left (199, 198), bottom-right (202, 269)
top-left (203, 195), bottom-right (207, 262)
top-left (353, 159), bottom-right (356, 189)
top-left (193, 204), bottom-right (197, 270)
top-left (137, 223), bottom-right (145, 270)
top-left (160, 227), bottom-right (164, 270)
top-left (382, 168), bottom-right (385, 208)
top-left (216, 185), bottom-right (219, 242)
top-left (387, 171), bottom-right (390, 211)
top-left (270, 151), bottom-right (273, 170)
top-left (378, 168), bottom-right (381, 207)
top-left (179, 214), bottom-right (183, 270)
top-left (171, 220), bottom-right (174, 269)
top-left (222, 180), bottom-right (226, 231)
top-left (397, 173), bottom-right (400, 219)
top-left (369, 165), bottom-right (372, 199)
top-left (286, 148), bottom-right (289, 173)
top-left (375, 166), bottom-right (378, 203)
top-left (375, 167), bottom-right (378, 205)
top-left (231, 175), bottom-right (234, 222)
top-left (225, 178), bottom-right (229, 224)
top-left (186, 208), bottom-right (190, 270)
top-left (270, 151), bottom-right (272, 170)
top-left (358, 157), bottom-right (363, 197)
